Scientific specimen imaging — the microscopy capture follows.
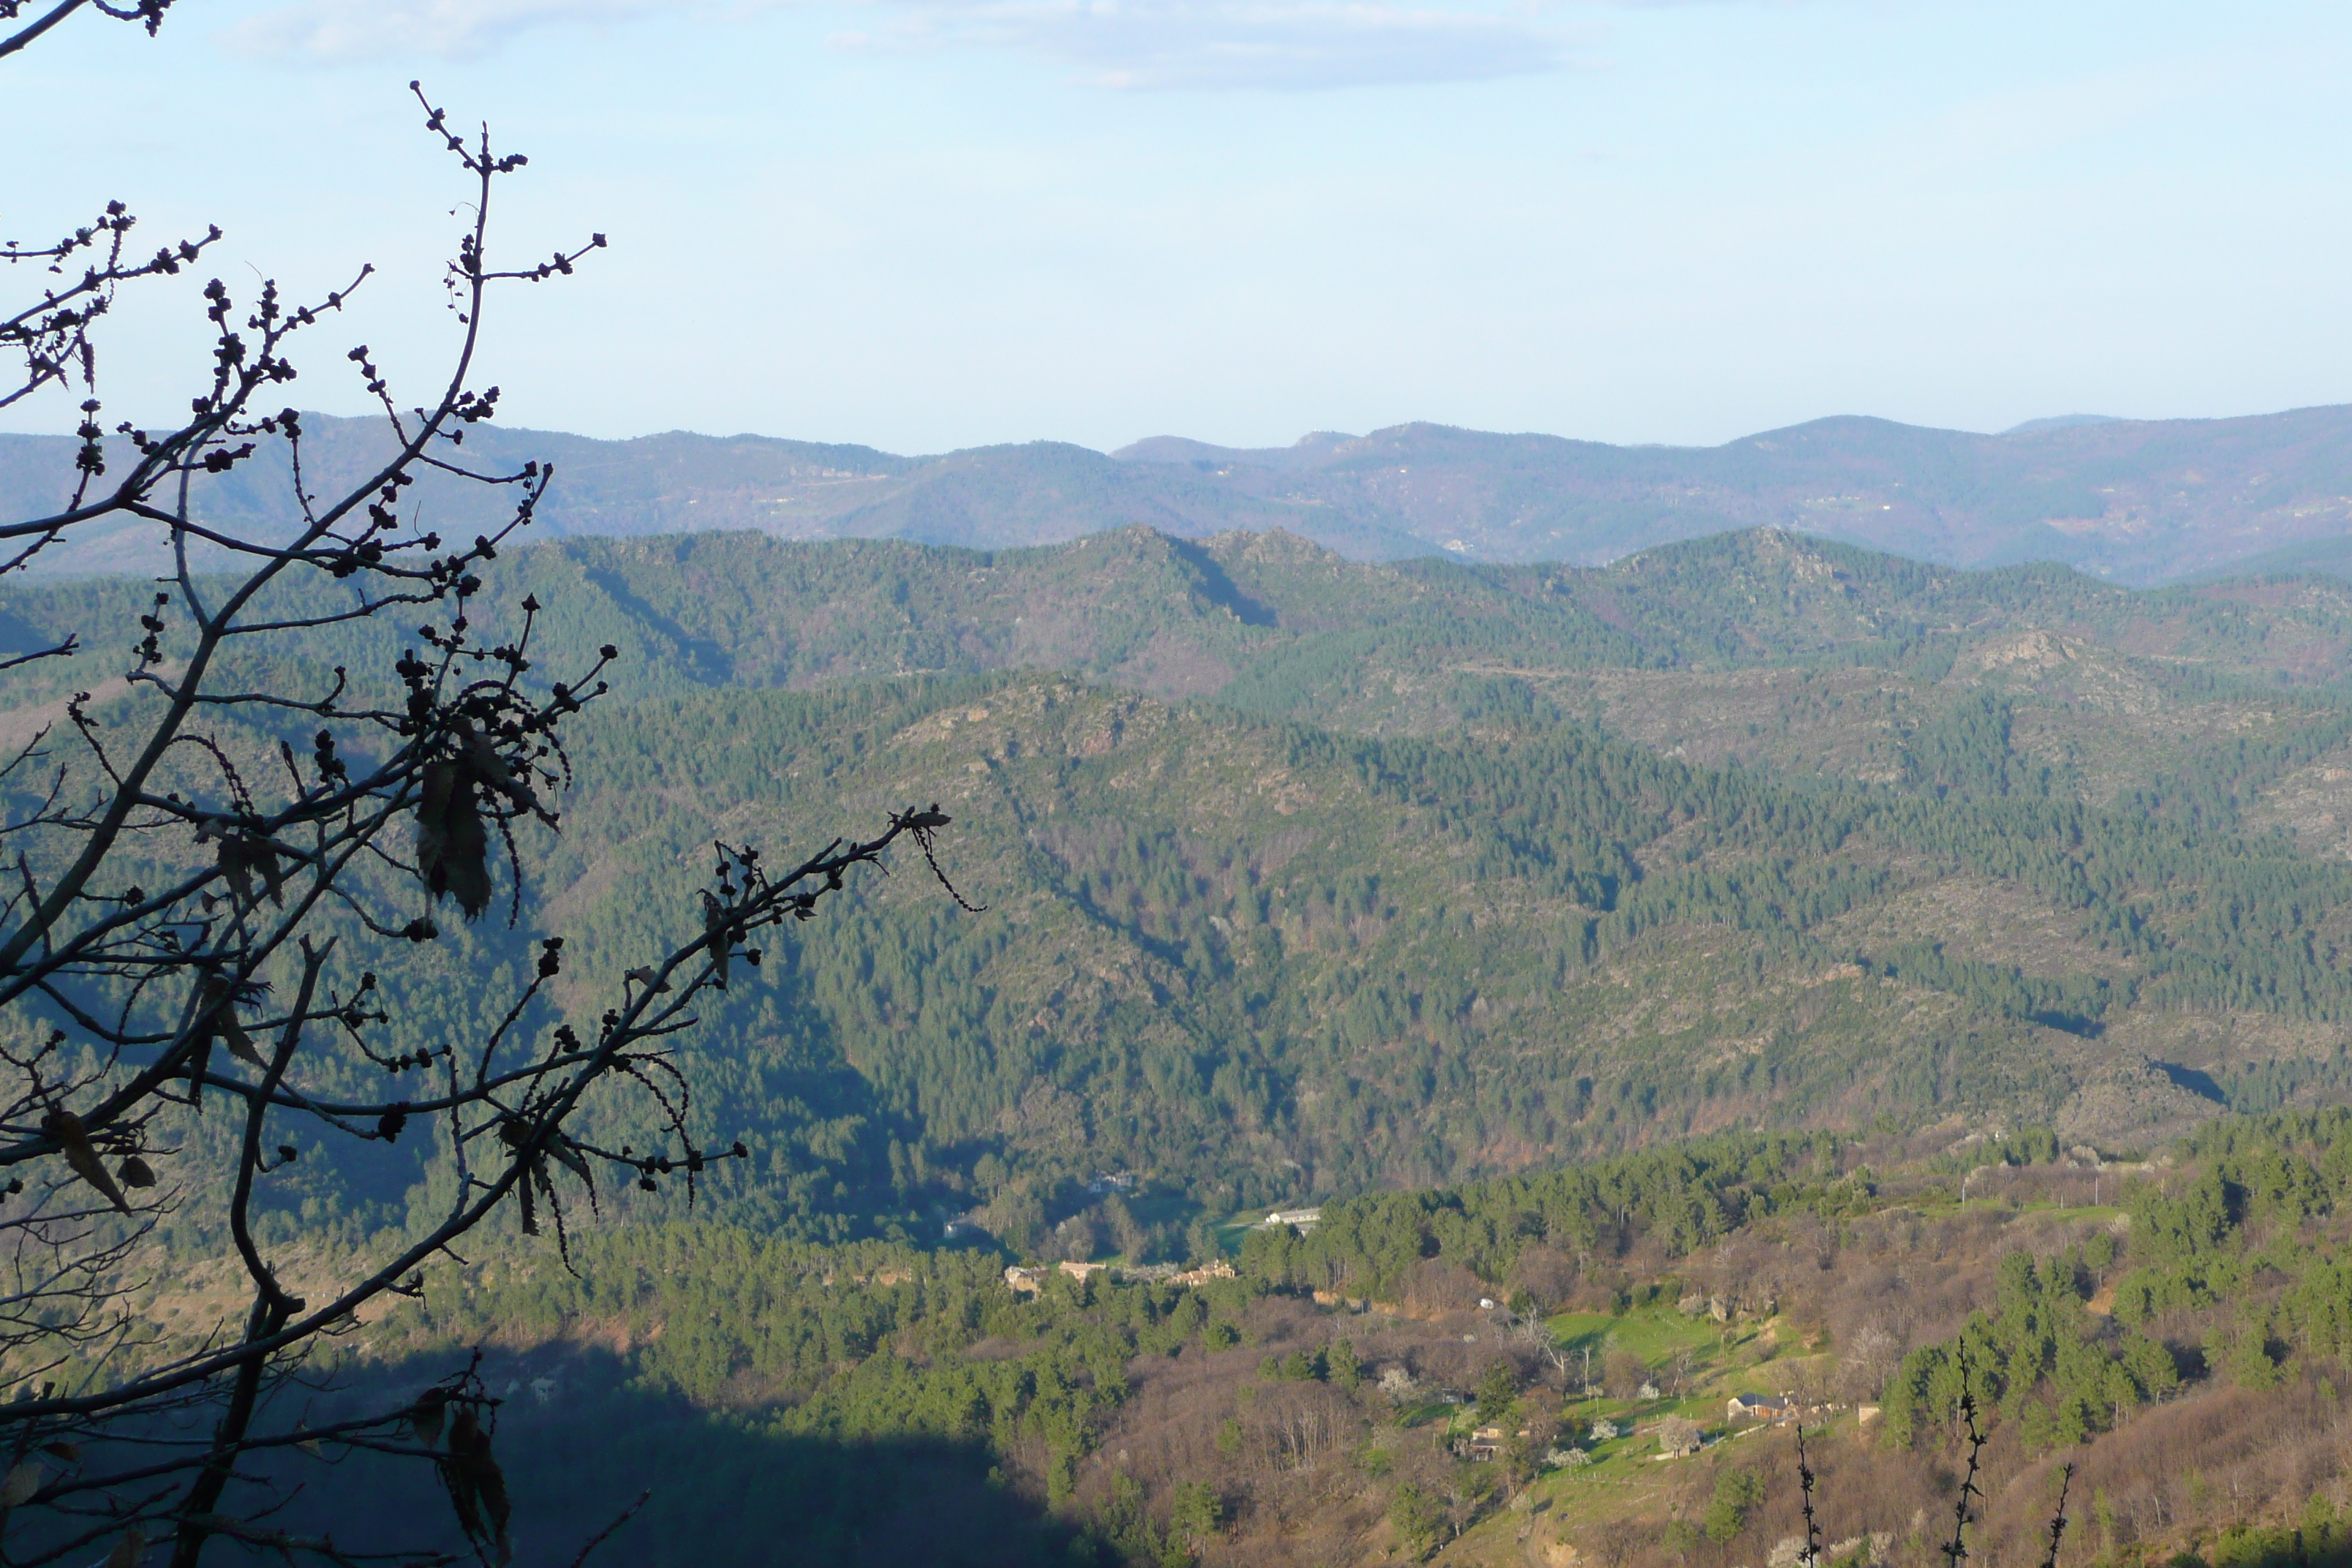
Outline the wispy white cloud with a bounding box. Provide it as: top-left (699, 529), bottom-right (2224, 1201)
top-left (222, 0), bottom-right (676, 64)
top-left (832, 0), bottom-right (1584, 90)
top-left (227, 0), bottom-right (1586, 87)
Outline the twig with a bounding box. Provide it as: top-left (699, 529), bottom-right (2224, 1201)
top-left (567, 1490), bottom-right (652, 1568)
top-left (2040, 1463), bottom-right (2076, 1568)
top-left (1795, 1420), bottom-right (1821, 1568)
top-left (1942, 1352), bottom-right (1986, 1568)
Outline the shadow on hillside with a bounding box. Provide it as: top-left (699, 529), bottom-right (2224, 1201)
top-left (206, 1343), bottom-right (1088, 1568)
top-left (2154, 1059), bottom-right (2227, 1104)
top-left (578, 564), bottom-right (737, 685)
top-left (1168, 537), bottom-right (1278, 627)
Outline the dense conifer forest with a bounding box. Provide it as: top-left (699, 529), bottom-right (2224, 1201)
top-left (18, 522), bottom-right (2352, 1562)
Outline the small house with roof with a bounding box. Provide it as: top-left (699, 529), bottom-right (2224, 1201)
top-left (1458, 1424), bottom-right (1529, 1461)
top-left (1727, 1392), bottom-right (1795, 1423)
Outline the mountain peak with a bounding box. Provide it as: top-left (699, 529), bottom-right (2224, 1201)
top-left (2003, 413), bottom-right (2125, 434)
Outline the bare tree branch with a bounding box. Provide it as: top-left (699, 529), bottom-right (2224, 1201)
top-left (0, 78), bottom-right (970, 1568)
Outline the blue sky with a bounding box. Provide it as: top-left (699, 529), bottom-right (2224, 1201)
top-left (8, 1), bottom-right (2352, 453)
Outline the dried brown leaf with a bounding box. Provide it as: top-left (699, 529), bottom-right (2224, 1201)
top-left (417, 760), bottom-right (491, 919)
top-left (1, 1460), bottom-right (42, 1507)
top-left (410, 1388), bottom-right (449, 1447)
top-left (202, 976), bottom-right (265, 1068)
top-left (41, 1109), bottom-right (127, 1213)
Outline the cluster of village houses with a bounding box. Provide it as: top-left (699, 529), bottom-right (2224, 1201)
top-left (1001, 1205), bottom-right (1881, 1472)
top-left (1455, 1393), bottom-right (1880, 1466)
top-left (1001, 1205), bottom-right (1319, 1294)
top-left (1458, 1391), bottom-right (1875, 1465)
top-left (1003, 1257), bottom-right (1237, 1294)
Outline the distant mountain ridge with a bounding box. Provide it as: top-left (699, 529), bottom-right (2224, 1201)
top-left (8, 402), bottom-right (2352, 583)
top-left (2001, 413), bottom-right (2125, 434)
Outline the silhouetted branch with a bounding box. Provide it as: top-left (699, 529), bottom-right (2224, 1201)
top-left (1942, 1353), bottom-right (1987, 1568)
top-left (2040, 1463), bottom-right (2075, 1568)
top-left (565, 1490), bottom-right (652, 1567)
top-left (0, 73), bottom-right (968, 1568)
top-left (1794, 1420), bottom-right (1821, 1568)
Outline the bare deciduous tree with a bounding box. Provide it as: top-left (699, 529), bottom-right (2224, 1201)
top-left (0, 41), bottom-right (972, 1568)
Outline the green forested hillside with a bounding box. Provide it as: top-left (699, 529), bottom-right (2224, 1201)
top-left (30, 524), bottom-right (2352, 1568)
top-left (537, 664), bottom-right (2349, 1240)
top-left (20, 526), bottom-right (2352, 1258)
top-left (15, 521), bottom-right (2352, 726)
top-left (298, 1112), bottom-right (2352, 1568)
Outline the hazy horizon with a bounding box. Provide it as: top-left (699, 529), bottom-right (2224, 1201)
top-left (0, 402), bottom-right (2272, 461)
top-left (10, 3), bottom-right (2352, 456)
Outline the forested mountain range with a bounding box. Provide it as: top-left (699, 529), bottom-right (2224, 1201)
top-left (27, 521), bottom-right (2352, 1565)
top-left (11, 401), bottom-right (2352, 581)
top-left (15, 524), bottom-right (2352, 1259)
